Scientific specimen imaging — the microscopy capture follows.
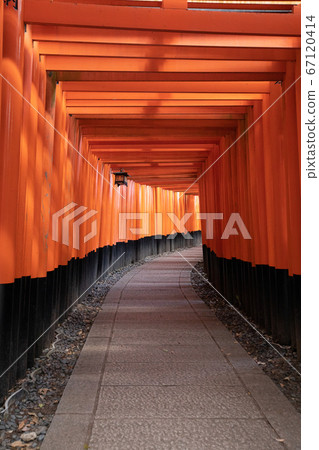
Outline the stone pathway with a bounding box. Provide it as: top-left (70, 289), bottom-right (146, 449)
top-left (42, 247), bottom-right (300, 450)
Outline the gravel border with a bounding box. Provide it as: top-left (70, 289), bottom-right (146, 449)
top-left (0, 253), bottom-right (163, 449)
top-left (191, 261), bottom-right (301, 413)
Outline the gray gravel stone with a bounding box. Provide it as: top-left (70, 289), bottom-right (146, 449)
top-left (21, 431), bottom-right (37, 442)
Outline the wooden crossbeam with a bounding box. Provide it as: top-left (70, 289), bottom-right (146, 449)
top-left (31, 25), bottom-right (301, 48)
top-left (24, 1), bottom-right (300, 35)
top-left (60, 81), bottom-right (271, 92)
top-left (37, 42), bottom-right (297, 61)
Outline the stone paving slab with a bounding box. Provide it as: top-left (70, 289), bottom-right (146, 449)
top-left (95, 385), bottom-right (263, 419)
top-left (117, 304), bottom-right (194, 311)
top-left (101, 361), bottom-right (241, 386)
top-left (120, 293), bottom-right (187, 301)
top-left (111, 329), bottom-right (214, 345)
top-left (55, 373), bottom-right (101, 415)
top-left (106, 344), bottom-right (226, 363)
top-left (89, 418), bottom-right (283, 450)
top-left (42, 247), bottom-right (300, 450)
top-left (41, 414), bottom-right (92, 450)
top-left (113, 312), bottom-right (205, 321)
top-left (71, 336), bottom-right (109, 376)
top-left (111, 320), bottom-right (206, 330)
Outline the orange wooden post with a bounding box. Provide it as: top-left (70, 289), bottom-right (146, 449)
top-left (30, 43), bottom-right (43, 279)
top-left (282, 62), bottom-right (301, 277)
top-left (50, 84), bottom-right (66, 270)
top-left (14, 28), bottom-right (32, 279)
top-left (40, 76), bottom-right (55, 278)
top-left (0, 0), bottom-right (24, 284)
top-left (251, 100), bottom-right (270, 267)
top-left (236, 120), bottom-right (253, 265)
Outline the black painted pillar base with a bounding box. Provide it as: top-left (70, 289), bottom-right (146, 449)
top-left (202, 245), bottom-right (300, 356)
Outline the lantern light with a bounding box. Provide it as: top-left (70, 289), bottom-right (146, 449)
top-left (113, 169), bottom-right (129, 187)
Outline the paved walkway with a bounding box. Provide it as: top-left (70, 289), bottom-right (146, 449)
top-left (42, 247), bottom-right (300, 450)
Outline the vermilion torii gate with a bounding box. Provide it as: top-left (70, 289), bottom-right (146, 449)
top-left (0, 0), bottom-right (300, 400)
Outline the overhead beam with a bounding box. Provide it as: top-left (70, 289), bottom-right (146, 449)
top-left (67, 106), bottom-right (247, 115)
top-left (55, 72), bottom-right (283, 82)
top-left (79, 118), bottom-right (238, 126)
top-left (115, 170), bottom-right (200, 176)
top-left (188, 2), bottom-right (297, 12)
top-left (121, 166), bottom-right (200, 173)
top-left (111, 162), bottom-right (203, 169)
top-left (78, 118), bottom-right (239, 128)
top-left (60, 81), bottom-right (271, 93)
top-left (140, 187), bottom-right (199, 193)
top-left (89, 138), bottom-right (220, 146)
top-left (37, 42), bottom-right (297, 61)
top-left (24, 1), bottom-right (301, 35)
top-left (91, 146), bottom-right (216, 152)
top-left (72, 114), bottom-right (243, 120)
top-left (65, 100), bottom-right (255, 107)
top-left (81, 127), bottom-right (234, 139)
top-left (91, 152), bottom-right (209, 162)
top-left (30, 25), bottom-right (301, 48)
top-left (49, 0), bottom-right (297, 13)
top-left (50, 0), bottom-right (162, 7)
top-left (65, 92), bottom-right (265, 100)
top-left (130, 177), bottom-right (197, 182)
top-left (44, 56), bottom-right (285, 73)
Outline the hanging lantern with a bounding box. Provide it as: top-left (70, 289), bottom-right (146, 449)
top-left (113, 169), bottom-right (129, 187)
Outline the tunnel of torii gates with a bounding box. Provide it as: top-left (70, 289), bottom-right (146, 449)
top-left (0, 0), bottom-right (300, 400)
